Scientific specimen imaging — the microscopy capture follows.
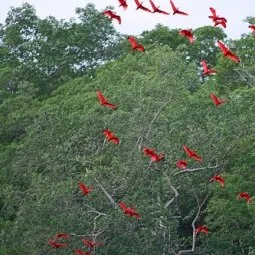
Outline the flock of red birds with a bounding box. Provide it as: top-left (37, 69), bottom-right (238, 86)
top-left (48, 0), bottom-right (254, 253)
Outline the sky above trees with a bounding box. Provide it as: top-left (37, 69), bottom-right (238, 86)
top-left (1, 0), bottom-right (255, 39)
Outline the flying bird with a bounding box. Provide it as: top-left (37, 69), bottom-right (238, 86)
top-left (48, 239), bottom-right (68, 249)
top-left (118, 0), bottom-right (128, 10)
top-left (170, 0), bottom-right (188, 15)
top-left (217, 41), bottom-right (240, 63)
top-left (248, 25), bottom-right (255, 35)
top-left (176, 160), bottom-right (188, 170)
top-left (209, 175), bottom-right (225, 188)
top-left (179, 29), bottom-right (194, 44)
top-left (96, 90), bottom-right (117, 110)
top-left (127, 36), bottom-right (145, 52)
top-left (183, 145), bottom-right (202, 162)
top-left (78, 182), bottom-right (93, 196)
top-left (209, 7), bottom-right (227, 23)
top-left (143, 147), bottom-right (164, 162)
top-left (195, 225), bottom-right (209, 235)
top-left (149, 0), bottom-right (169, 15)
top-left (73, 249), bottom-right (91, 255)
top-left (201, 60), bottom-right (217, 76)
top-left (237, 192), bottom-right (252, 204)
top-left (214, 20), bottom-right (227, 28)
top-left (134, 0), bottom-right (152, 13)
top-left (103, 10), bottom-right (121, 24)
top-left (210, 93), bottom-right (226, 106)
top-left (118, 201), bottom-right (141, 219)
top-left (82, 239), bottom-right (103, 248)
top-left (103, 129), bottom-right (120, 144)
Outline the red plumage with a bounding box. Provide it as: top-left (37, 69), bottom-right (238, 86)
top-left (201, 60), bottom-right (217, 76)
top-left (134, 0), bottom-right (152, 13)
top-left (210, 93), bottom-right (226, 106)
top-left (237, 192), bottom-right (252, 204)
top-left (118, 201), bottom-right (141, 219)
top-left (176, 160), bottom-right (188, 170)
top-left (78, 182), bottom-right (93, 196)
top-left (82, 239), bottom-right (103, 248)
top-left (143, 147), bottom-right (164, 162)
top-left (179, 29), bottom-right (194, 44)
top-left (127, 36), bottom-right (145, 52)
top-left (103, 10), bottom-right (121, 24)
top-left (103, 129), bottom-right (120, 144)
top-left (149, 0), bottom-right (169, 15)
top-left (73, 249), bottom-right (91, 255)
top-left (209, 175), bottom-right (225, 188)
top-left (170, 0), bottom-right (188, 15)
top-left (183, 145), bottom-right (202, 162)
top-left (48, 239), bottom-right (68, 249)
top-left (195, 225), bottom-right (209, 235)
top-left (118, 0), bottom-right (128, 10)
top-left (96, 90), bottom-right (117, 110)
top-left (217, 41), bottom-right (240, 63)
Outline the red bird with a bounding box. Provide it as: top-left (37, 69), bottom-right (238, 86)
top-left (127, 36), bottom-right (145, 52)
top-left (103, 10), bottom-right (121, 24)
top-left (118, 0), bottom-right (128, 10)
top-left (74, 249), bottom-right (91, 255)
top-left (134, 0), bottom-right (152, 13)
top-left (209, 7), bottom-right (227, 23)
top-left (176, 160), bottom-right (188, 170)
top-left (195, 225), bottom-right (209, 235)
top-left (96, 90), bottom-right (117, 110)
top-left (149, 0), bottom-right (169, 15)
top-left (249, 25), bottom-right (255, 35)
top-left (54, 233), bottom-right (71, 240)
top-left (210, 93), bottom-right (226, 106)
top-left (143, 147), bottom-right (164, 162)
top-left (209, 175), bottom-right (225, 188)
top-left (48, 239), bottom-right (68, 249)
top-left (118, 201), bottom-right (141, 219)
top-left (201, 60), bottom-right (217, 76)
top-left (183, 145), bottom-right (202, 162)
top-left (103, 129), bottom-right (120, 144)
top-left (214, 20), bottom-right (226, 28)
top-left (237, 192), bottom-right (252, 204)
top-left (82, 239), bottom-right (103, 248)
top-left (170, 0), bottom-right (188, 15)
top-left (78, 182), bottom-right (93, 196)
top-left (217, 41), bottom-right (240, 63)
top-left (179, 29), bottom-right (194, 44)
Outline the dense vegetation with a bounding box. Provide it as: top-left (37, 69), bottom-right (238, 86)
top-left (0, 3), bottom-right (255, 255)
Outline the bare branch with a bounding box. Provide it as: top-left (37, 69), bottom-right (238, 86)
top-left (175, 193), bottom-right (210, 255)
top-left (93, 177), bottom-right (117, 208)
top-left (164, 172), bottom-right (179, 208)
top-left (174, 163), bottom-right (220, 176)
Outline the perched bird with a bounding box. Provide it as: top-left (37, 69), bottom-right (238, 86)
top-left (118, 0), bottom-right (128, 10)
top-left (210, 93), bottom-right (226, 106)
top-left (209, 7), bottom-right (227, 23)
top-left (170, 0), bottom-right (188, 15)
top-left (183, 145), bottom-right (202, 162)
top-left (78, 182), bottom-right (93, 196)
top-left (237, 192), bottom-right (252, 204)
top-left (127, 36), bottom-right (145, 52)
top-left (179, 29), bottom-right (194, 44)
top-left (103, 10), bottom-right (121, 24)
top-left (134, 0), bottom-right (152, 13)
top-left (143, 147), bottom-right (164, 162)
top-left (209, 175), bottom-right (225, 188)
top-left (82, 239), bottom-right (103, 249)
top-left (176, 160), bottom-right (188, 170)
top-left (48, 239), bottom-right (68, 249)
top-left (149, 0), bottom-right (169, 15)
top-left (103, 129), bottom-right (120, 144)
top-left (248, 25), bottom-right (255, 35)
top-left (201, 60), bottom-right (217, 76)
top-left (118, 201), bottom-right (141, 219)
top-left (73, 249), bottom-right (91, 255)
top-left (217, 41), bottom-right (240, 63)
top-left (195, 225), bottom-right (209, 235)
top-left (96, 90), bottom-right (117, 110)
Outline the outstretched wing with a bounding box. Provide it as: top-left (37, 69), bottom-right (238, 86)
top-left (118, 201), bottom-right (128, 211)
top-left (226, 51), bottom-right (240, 63)
top-left (209, 7), bottom-right (217, 18)
top-left (176, 9), bottom-right (188, 15)
top-left (201, 60), bottom-right (208, 73)
top-left (217, 40), bottom-right (228, 54)
top-left (128, 36), bottom-right (138, 49)
top-left (149, 0), bottom-right (157, 11)
top-left (170, 0), bottom-right (177, 12)
top-left (96, 90), bottom-right (107, 105)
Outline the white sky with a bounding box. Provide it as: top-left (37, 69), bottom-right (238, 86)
top-left (1, 0), bottom-right (254, 39)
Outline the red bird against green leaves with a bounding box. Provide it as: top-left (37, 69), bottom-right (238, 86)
top-left (127, 36), bottom-right (145, 52)
top-left (179, 29), bottom-right (194, 44)
top-left (237, 192), bottom-right (252, 204)
top-left (78, 182), bottom-right (93, 196)
top-left (195, 225), bottom-right (209, 235)
top-left (103, 129), bottom-right (120, 144)
top-left (143, 147), bottom-right (164, 162)
top-left (183, 145), bottom-right (202, 162)
top-left (217, 40), bottom-right (240, 63)
top-left (201, 60), bottom-right (217, 76)
top-left (176, 160), bottom-right (188, 170)
top-left (48, 239), bottom-right (68, 249)
top-left (118, 201), bottom-right (141, 219)
top-left (96, 90), bottom-right (117, 110)
top-left (210, 175), bottom-right (225, 188)
top-left (103, 10), bottom-right (121, 24)
top-left (170, 0), bottom-right (188, 15)
top-left (210, 93), bottom-right (226, 106)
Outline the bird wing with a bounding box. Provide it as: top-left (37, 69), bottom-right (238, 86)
top-left (128, 36), bottom-right (138, 49)
top-left (183, 145), bottom-right (193, 157)
top-left (113, 14), bottom-right (121, 24)
top-left (149, 0), bottom-right (157, 11)
top-left (103, 129), bottom-right (113, 140)
top-left (209, 7), bottom-right (217, 18)
top-left (118, 201), bottom-right (128, 211)
top-left (96, 90), bottom-right (107, 105)
top-left (226, 51), bottom-right (240, 63)
top-left (170, 0), bottom-right (177, 12)
top-left (78, 182), bottom-right (89, 194)
top-left (103, 102), bottom-right (117, 110)
top-left (143, 147), bottom-right (156, 158)
top-left (210, 93), bottom-right (221, 105)
top-left (176, 9), bottom-right (188, 15)
top-left (82, 239), bottom-right (93, 247)
top-left (217, 41), bottom-right (228, 54)
top-left (139, 4), bottom-right (152, 12)
top-left (201, 60), bottom-right (208, 72)
top-left (103, 10), bottom-right (114, 18)
top-left (134, 0), bottom-right (141, 7)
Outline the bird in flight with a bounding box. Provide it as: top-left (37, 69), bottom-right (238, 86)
top-left (170, 0), bottom-right (188, 15)
top-left (103, 129), bottom-right (120, 144)
top-left (183, 145), bottom-right (202, 162)
top-left (103, 10), bottom-right (121, 24)
top-left (143, 147), bottom-right (164, 162)
top-left (149, 0), bottom-right (169, 15)
top-left (217, 41), bottom-right (240, 63)
top-left (201, 60), bottom-right (217, 76)
top-left (179, 29), bottom-right (194, 44)
top-left (97, 90), bottom-right (117, 110)
top-left (118, 0), bottom-right (128, 10)
top-left (237, 192), bottom-right (252, 204)
top-left (118, 201), bottom-right (141, 219)
top-left (134, 0), bottom-right (152, 13)
top-left (195, 225), bottom-right (209, 235)
top-left (209, 175), bottom-right (225, 188)
top-left (78, 182), bottom-right (93, 196)
top-left (128, 36), bottom-right (145, 52)
top-left (210, 93), bottom-right (226, 106)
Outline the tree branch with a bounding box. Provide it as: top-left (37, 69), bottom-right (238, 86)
top-left (174, 163), bottom-right (220, 176)
top-left (164, 172), bottom-right (179, 208)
